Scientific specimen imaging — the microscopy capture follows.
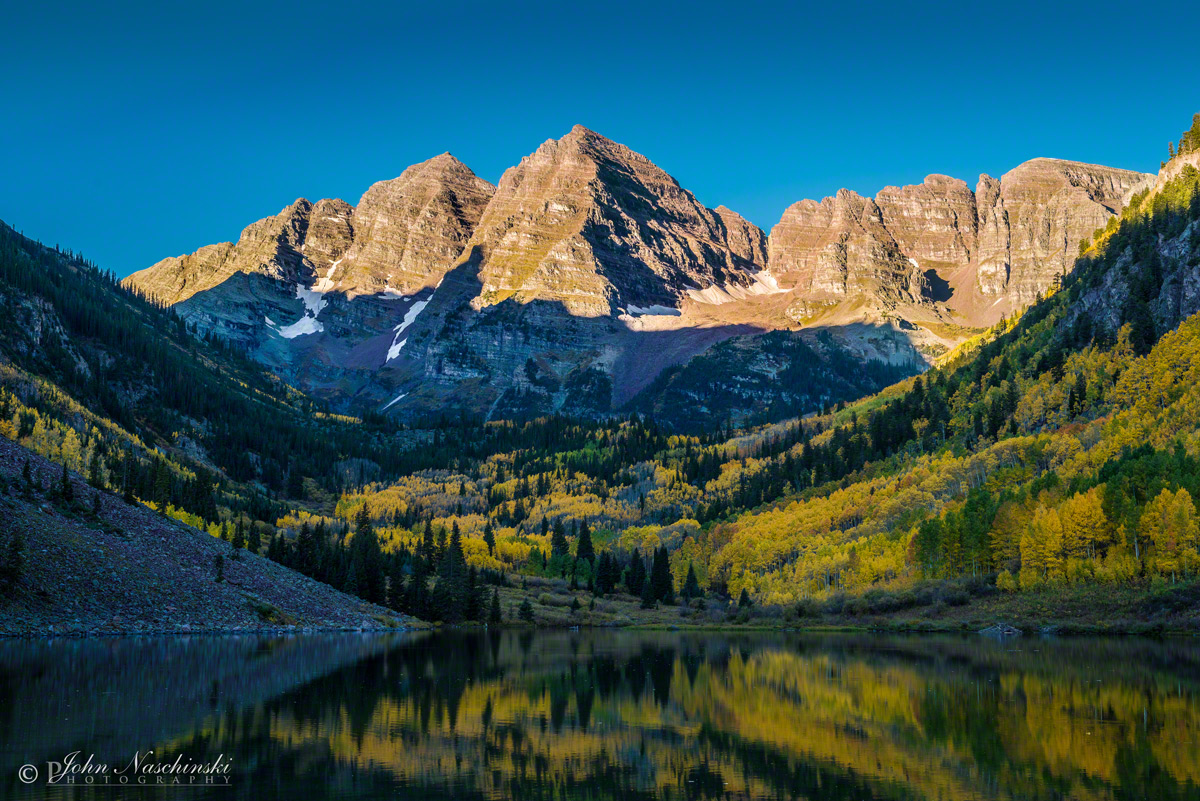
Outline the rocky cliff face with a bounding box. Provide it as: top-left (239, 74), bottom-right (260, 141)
top-left (123, 126), bottom-right (1153, 424)
top-left (875, 175), bottom-right (978, 272)
top-left (336, 154), bottom-right (495, 297)
top-left (298, 199), bottom-right (356, 276)
top-left (766, 189), bottom-right (921, 308)
top-left (465, 125), bottom-right (766, 317)
top-left (124, 154), bottom-right (493, 309)
top-left (122, 155), bottom-right (493, 354)
top-left (125, 199), bottom-right (318, 306)
top-left (365, 127), bottom-right (783, 420)
top-left (993, 158), bottom-right (1149, 304)
top-left (768, 159), bottom-right (1153, 325)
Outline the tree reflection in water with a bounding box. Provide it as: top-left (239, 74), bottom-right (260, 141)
top-left (2, 631), bottom-right (1199, 800)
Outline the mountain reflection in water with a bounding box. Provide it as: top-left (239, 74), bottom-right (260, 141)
top-left (1, 631), bottom-right (1198, 800)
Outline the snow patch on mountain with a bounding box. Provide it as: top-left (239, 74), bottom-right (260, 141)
top-left (688, 271), bottom-right (789, 306)
top-left (274, 314), bottom-right (323, 339)
top-left (385, 297), bottom-right (431, 363)
top-left (266, 271), bottom-right (341, 339)
top-left (624, 304), bottom-right (681, 317)
top-left (295, 285), bottom-right (328, 319)
top-left (313, 257), bottom-right (343, 293)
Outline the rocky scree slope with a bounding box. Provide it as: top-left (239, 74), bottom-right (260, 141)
top-left (0, 436), bottom-right (407, 636)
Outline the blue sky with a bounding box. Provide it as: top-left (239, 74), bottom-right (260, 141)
top-left (2, 0), bottom-right (1197, 277)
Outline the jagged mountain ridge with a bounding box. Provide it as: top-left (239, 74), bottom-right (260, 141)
top-left (128, 153), bottom-right (494, 303)
top-left (467, 124), bottom-right (768, 317)
top-left (125, 154), bottom-right (494, 348)
top-left (122, 126), bottom-right (1152, 423)
top-left (768, 158), bottom-right (1152, 330)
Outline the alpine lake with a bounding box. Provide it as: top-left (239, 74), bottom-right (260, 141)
top-left (2, 630), bottom-right (1198, 800)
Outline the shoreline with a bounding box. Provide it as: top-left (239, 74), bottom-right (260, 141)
top-left (0, 622), bottom-right (420, 640)
top-left (4, 616), bottom-right (1197, 639)
top-left (624, 620), bottom-right (1200, 636)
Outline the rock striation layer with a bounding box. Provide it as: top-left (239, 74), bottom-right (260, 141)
top-left (337, 154), bottom-right (495, 297)
top-left (465, 125), bottom-right (767, 317)
top-left (124, 154), bottom-right (494, 308)
top-left (123, 127), bottom-right (1152, 422)
top-left (768, 159), bottom-right (1153, 320)
top-left (125, 198), bottom-right (319, 306)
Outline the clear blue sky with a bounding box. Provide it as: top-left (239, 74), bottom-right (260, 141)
top-left (3, 0), bottom-right (1197, 277)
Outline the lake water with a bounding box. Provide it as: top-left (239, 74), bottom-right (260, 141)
top-left (1, 630), bottom-right (1198, 800)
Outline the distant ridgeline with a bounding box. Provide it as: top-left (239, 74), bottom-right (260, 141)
top-left (1, 116), bottom-right (1200, 621)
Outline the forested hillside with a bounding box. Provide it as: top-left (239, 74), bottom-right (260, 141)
top-left (0, 220), bottom-right (422, 547)
top-left (4, 117), bottom-right (1200, 630)
top-left (281, 118), bottom-right (1200, 624)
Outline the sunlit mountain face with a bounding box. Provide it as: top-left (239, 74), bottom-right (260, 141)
top-left (3, 631), bottom-right (1199, 800)
top-left (121, 125), bottom-right (1151, 425)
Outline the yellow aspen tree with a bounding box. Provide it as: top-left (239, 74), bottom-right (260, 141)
top-left (1060, 487), bottom-right (1110, 560)
top-left (1042, 506), bottom-right (1065, 582)
top-left (1141, 489), bottom-right (1172, 578)
top-left (1140, 488), bottom-right (1200, 580)
top-left (1153, 489), bottom-right (1199, 580)
top-left (1059, 494), bottom-right (1085, 559)
top-left (991, 498), bottom-right (1031, 571)
top-left (1019, 511), bottom-right (1047, 589)
top-left (1021, 505), bottom-right (1064, 585)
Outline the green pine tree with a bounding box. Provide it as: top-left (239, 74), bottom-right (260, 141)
top-left (432, 522), bottom-right (467, 622)
top-left (388, 557), bottom-right (407, 612)
top-left (682, 562), bottom-right (701, 600)
top-left (518, 597), bottom-right (535, 624)
top-left (465, 565), bottom-right (481, 621)
top-left (650, 547), bottom-right (674, 604)
top-left (576, 520), bottom-right (595, 564)
top-left (551, 519), bottom-right (569, 558)
top-left (483, 520), bottom-right (495, 555)
top-left (626, 549), bottom-right (646, 596)
top-left (640, 578), bottom-right (655, 609)
top-left (152, 458), bottom-right (171, 507)
top-left (350, 504), bottom-right (386, 605)
top-left (489, 588), bottom-right (502, 624)
top-left (406, 562), bottom-right (429, 619)
top-left (87, 450), bottom-right (103, 489)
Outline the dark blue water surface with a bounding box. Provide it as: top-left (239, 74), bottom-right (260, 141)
top-left (1, 631), bottom-right (1198, 800)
